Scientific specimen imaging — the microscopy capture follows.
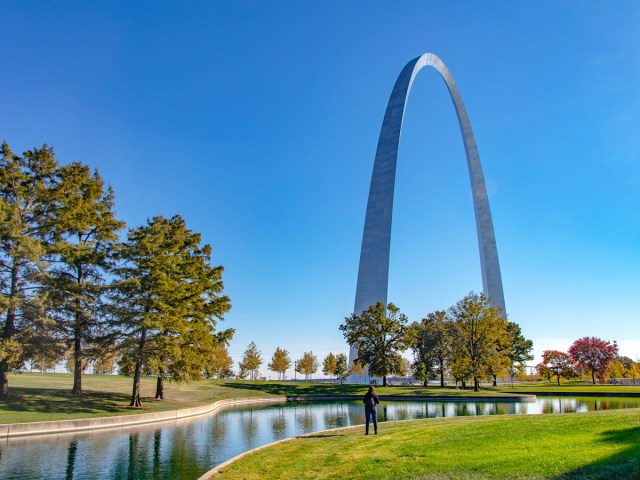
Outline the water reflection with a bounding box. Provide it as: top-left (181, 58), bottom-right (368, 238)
top-left (1, 396), bottom-right (638, 480)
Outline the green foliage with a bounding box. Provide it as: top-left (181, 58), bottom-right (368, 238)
top-left (113, 215), bottom-right (231, 406)
top-left (410, 310), bottom-right (451, 386)
top-left (334, 353), bottom-right (349, 383)
top-left (340, 302), bottom-right (410, 386)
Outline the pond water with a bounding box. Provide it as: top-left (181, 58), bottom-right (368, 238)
top-left (1, 396), bottom-right (638, 480)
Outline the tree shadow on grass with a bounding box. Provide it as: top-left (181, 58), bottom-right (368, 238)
top-left (1, 386), bottom-right (132, 418)
top-left (553, 426), bottom-right (640, 480)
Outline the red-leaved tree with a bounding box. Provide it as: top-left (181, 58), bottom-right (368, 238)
top-left (568, 337), bottom-right (618, 384)
top-left (536, 350), bottom-right (575, 385)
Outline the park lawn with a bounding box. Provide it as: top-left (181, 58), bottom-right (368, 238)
top-left (493, 381), bottom-right (640, 394)
top-left (215, 408), bottom-right (640, 480)
top-left (1, 374), bottom-right (519, 424)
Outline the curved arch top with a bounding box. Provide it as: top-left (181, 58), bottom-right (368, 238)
top-left (350, 53), bottom-right (506, 367)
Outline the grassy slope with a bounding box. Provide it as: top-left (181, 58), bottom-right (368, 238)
top-left (215, 408), bottom-right (640, 480)
top-left (1, 374), bottom-right (517, 424)
top-left (494, 381), bottom-right (640, 394)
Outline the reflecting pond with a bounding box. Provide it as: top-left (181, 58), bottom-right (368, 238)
top-left (1, 396), bottom-right (638, 480)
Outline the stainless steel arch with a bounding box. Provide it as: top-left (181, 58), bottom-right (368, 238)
top-left (349, 53), bottom-right (506, 368)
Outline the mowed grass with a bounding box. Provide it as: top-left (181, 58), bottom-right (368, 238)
top-left (493, 380), bottom-right (640, 394)
top-left (1, 374), bottom-right (520, 424)
top-left (215, 408), bottom-right (640, 480)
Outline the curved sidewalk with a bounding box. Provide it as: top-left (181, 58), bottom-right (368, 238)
top-left (0, 393), bottom-right (535, 439)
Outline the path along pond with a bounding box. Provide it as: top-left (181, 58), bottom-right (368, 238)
top-left (2, 396), bottom-right (639, 480)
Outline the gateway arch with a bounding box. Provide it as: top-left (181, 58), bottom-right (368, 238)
top-left (349, 53), bottom-right (506, 369)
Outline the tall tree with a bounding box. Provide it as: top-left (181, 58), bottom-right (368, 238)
top-left (268, 347), bottom-right (291, 380)
top-left (322, 352), bottom-right (337, 379)
top-left (568, 337), bottom-right (618, 384)
top-left (536, 350), bottom-right (574, 385)
top-left (0, 143), bottom-right (58, 399)
top-left (296, 351), bottom-right (318, 381)
top-left (205, 342), bottom-right (234, 379)
top-left (334, 353), bottom-right (349, 384)
top-left (238, 341), bottom-right (262, 381)
top-left (113, 215), bottom-right (231, 406)
top-left (448, 292), bottom-right (509, 392)
top-left (45, 162), bottom-right (124, 394)
top-left (506, 322), bottom-right (534, 379)
top-left (340, 302), bottom-right (410, 387)
top-left (410, 310), bottom-right (452, 387)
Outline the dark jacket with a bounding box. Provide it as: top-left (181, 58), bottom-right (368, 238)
top-left (363, 392), bottom-right (379, 410)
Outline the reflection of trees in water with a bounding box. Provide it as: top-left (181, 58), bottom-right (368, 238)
top-left (153, 430), bottom-right (161, 479)
top-left (323, 402), bottom-right (349, 429)
top-left (294, 404), bottom-right (315, 432)
top-left (271, 407), bottom-right (287, 437)
top-left (240, 410), bottom-right (259, 444)
top-left (65, 440), bottom-right (77, 480)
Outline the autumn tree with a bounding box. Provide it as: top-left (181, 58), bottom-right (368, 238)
top-left (206, 342), bottom-right (234, 379)
top-left (410, 310), bottom-right (452, 387)
top-left (239, 341), bottom-right (262, 381)
top-left (448, 292), bottom-right (509, 392)
top-left (322, 352), bottom-right (337, 379)
top-left (536, 350), bottom-right (574, 385)
top-left (334, 353), bottom-right (349, 384)
top-left (268, 347), bottom-right (291, 380)
top-left (340, 302), bottom-right (410, 387)
top-left (296, 351), bottom-right (318, 381)
top-left (112, 215), bottom-right (231, 406)
top-left (0, 143), bottom-right (58, 398)
top-left (568, 337), bottom-right (618, 384)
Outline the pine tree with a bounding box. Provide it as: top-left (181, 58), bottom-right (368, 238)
top-left (45, 162), bottom-right (124, 395)
top-left (0, 143), bottom-right (58, 399)
top-left (113, 215), bottom-right (231, 406)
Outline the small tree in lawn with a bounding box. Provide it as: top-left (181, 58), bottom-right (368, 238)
top-left (340, 302), bottom-right (411, 387)
top-left (268, 347), bottom-right (291, 380)
top-left (296, 351), bottom-right (318, 381)
top-left (536, 350), bottom-right (575, 385)
top-left (322, 352), bottom-right (337, 379)
top-left (334, 353), bottom-right (349, 384)
top-left (568, 337), bottom-right (618, 384)
top-left (239, 341), bottom-right (262, 381)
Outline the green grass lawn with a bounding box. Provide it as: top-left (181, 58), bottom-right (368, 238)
top-left (214, 408), bottom-right (640, 480)
top-left (493, 380), bottom-right (640, 394)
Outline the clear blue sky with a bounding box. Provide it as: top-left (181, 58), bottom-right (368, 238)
top-left (2, 1), bottom-right (639, 377)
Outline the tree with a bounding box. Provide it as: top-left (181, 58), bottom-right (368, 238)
top-left (0, 143), bottom-right (58, 398)
top-left (536, 350), bottom-right (574, 385)
top-left (395, 357), bottom-right (412, 378)
top-left (239, 341), bottom-right (262, 381)
top-left (607, 360), bottom-right (625, 384)
top-left (568, 337), bottom-right (618, 384)
top-left (296, 351), bottom-right (318, 380)
top-left (322, 352), bottom-right (337, 379)
top-left (268, 347), bottom-right (291, 380)
top-left (340, 302), bottom-right (410, 387)
top-left (505, 322), bottom-right (534, 381)
top-left (334, 353), bottom-right (349, 384)
top-left (448, 292), bottom-right (509, 392)
top-left (45, 162), bottom-right (124, 395)
top-left (206, 342), bottom-right (234, 379)
top-left (113, 215), bottom-right (231, 406)
top-left (410, 310), bottom-right (452, 387)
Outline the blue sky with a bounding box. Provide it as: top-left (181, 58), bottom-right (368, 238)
top-left (2, 1), bottom-right (639, 377)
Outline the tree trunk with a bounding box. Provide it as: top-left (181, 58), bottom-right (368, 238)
top-left (461, 380), bottom-right (466, 390)
top-left (493, 375), bottom-right (497, 387)
top-left (129, 327), bottom-right (147, 407)
top-left (557, 374), bottom-right (560, 386)
top-left (71, 263), bottom-right (84, 395)
top-left (383, 375), bottom-right (387, 387)
top-left (591, 370), bottom-right (596, 384)
top-left (473, 376), bottom-right (479, 392)
top-left (423, 379), bottom-right (428, 387)
top-left (155, 372), bottom-right (165, 400)
top-left (439, 359), bottom-right (445, 387)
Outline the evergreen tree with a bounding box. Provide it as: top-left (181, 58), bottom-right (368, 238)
top-left (0, 143), bottom-right (58, 398)
top-left (45, 162), bottom-right (124, 395)
top-left (113, 215), bottom-right (231, 406)
top-left (334, 353), bottom-right (349, 384)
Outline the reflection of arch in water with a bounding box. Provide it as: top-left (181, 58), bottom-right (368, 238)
top-left (350, 53), bottom-right (506, 369)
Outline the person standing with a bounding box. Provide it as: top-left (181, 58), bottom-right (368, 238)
top-left (363, 386), bottom-right (379, 435)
